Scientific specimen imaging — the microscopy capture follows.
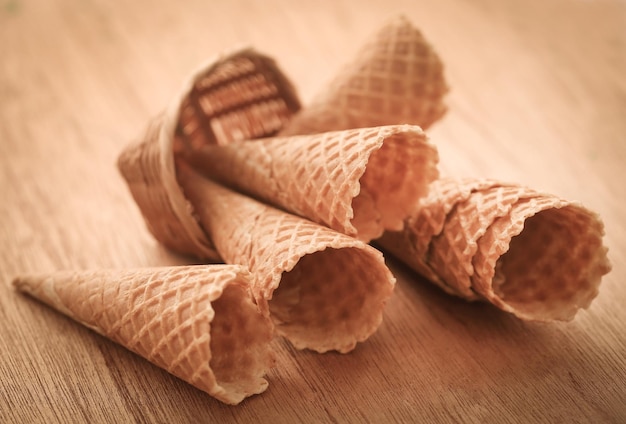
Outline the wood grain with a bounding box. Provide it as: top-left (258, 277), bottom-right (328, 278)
top-left (1, 0), bottom-right (625, 422)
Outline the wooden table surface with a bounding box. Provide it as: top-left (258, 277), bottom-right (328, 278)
top-left (2, 0), bottom-right (625, 422)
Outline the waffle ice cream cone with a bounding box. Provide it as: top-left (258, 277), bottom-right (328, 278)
top-left (279, 15), bottom-right (448, 137)
top-left (177, 162), bottom-right (395, 353)
top-left (13, 265), bottom-right (274, 405)
top-left (470, 195), bottom-right (610, 320)
top-left (377, 178), bottom-right (506, 295)
top-left (184, 125), bottom-right (438, 242)
top-left (118, 48), bottom-right (301, 259)
top-left (377, 178), bottom-right (611, 321)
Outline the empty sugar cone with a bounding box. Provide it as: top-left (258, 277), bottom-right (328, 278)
top-left (471, 195), bottom-right (611, 321)
top-left (117, 47), bottom-right (396, 352)
top-left (177, 162), bottom-right (396, 354)
top-left (279, 15), bottom-right (448, 137)
top-left (377, 178), bottom-right (507, 296)
top-left (377, 178), bottom-right (611, 321)
top-left (118, 114), bottom-right (218, 259)
top-left (118, 48), bottom-right (301, 259)
top-left (184, 125), bottom-right (438, 242)
top-left (13, 265), bottom-right (275, 405)
top-left (427, 184), bottom-right (541, 299)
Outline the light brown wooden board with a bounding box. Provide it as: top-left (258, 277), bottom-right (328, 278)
top-left (2, 0), bottom-right (625, 422)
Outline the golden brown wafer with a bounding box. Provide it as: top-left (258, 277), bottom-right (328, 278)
top-left (118, 48), bottom-right (301, 259)
top-left (185, 125), bottom-right (438, 242)
top-left (279, 15), bottom-right (448, 136)
top-left (378, 178), bottom-right (611, 320)
top-left (13, 265), bottom-right (274, 405)
top-left (377, 178), bottom-right (506, 295)
top-left (471, 196), bottom-right (611, 321)
top-left (176, 163), bottom-right (396, 353)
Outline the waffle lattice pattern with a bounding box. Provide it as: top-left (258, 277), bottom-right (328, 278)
top-left (15, 266), bottom-right (273, 404)
top-left (280, 16), bottom-right (448, 136)
top-left (246, 205), bottom-right (394, 353)
top-left (175, 51), bottom-right (300, 150)
top-left (429, 185), bottom-right (538, 298)
top-left (187, 125), bottom-right (437, 242)
top-left (119, 50), bottom-right (301, 260)
top-left (379, 177), bottom-right (611, 320)
top-left (118, 117), bottom-right (218, 259)
top-left (176, 170), bottom-right (394, 353)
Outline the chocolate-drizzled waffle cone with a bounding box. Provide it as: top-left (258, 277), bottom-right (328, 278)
top-left (177, 163), bottom-right (395, 353)
top-left (13, 266), bottom-right (274, 405)
top-left (378, 178), bottom-right (611, 321)
top-left (118, 48), bottom-right (301, 259)
top-left (279, 15), bottom-right (448, 136)
top-left (184, 125), bottom-right (438, 242)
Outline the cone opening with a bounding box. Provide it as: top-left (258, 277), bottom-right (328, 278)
top-left (268, 246), bottom-right (394, 353)
top-left (492, 205), bottom-right (607, 321)
top-left (209, 280), bottom-right (273, 401)
top-left (355, 129), bottom-right (438, 241)
top-left (173, 51), bottom-right (300, 153)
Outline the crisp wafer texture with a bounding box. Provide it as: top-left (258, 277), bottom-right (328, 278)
top-left (12, 265), bottom-right (274, 405)
top-left (177, 163), bottom-right (396, 353)
top-left (118, 113), bottom-right (218, 259)
top-left (378, 177), bottom-right (611, 320)
top-left (279, 15), bottom-right (448, 136)
top-left (118, 48), bottom-right (301, 259)
top-left (427, 184), bottom-right (540, 299)
top-left (185, 125), bottom-right (438, 242)
top-left (471, 196), bottom-right (611, 321)
top-left (377, 178), bottom-right (507, 296)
